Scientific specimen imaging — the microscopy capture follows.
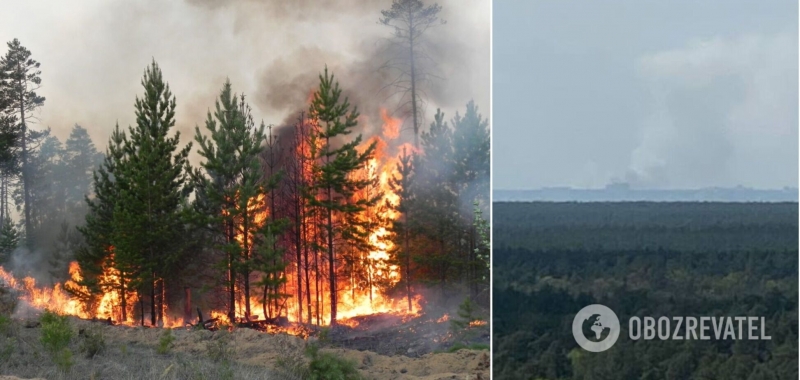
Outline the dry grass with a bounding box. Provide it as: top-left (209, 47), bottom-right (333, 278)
top-left (0, 317), bottom-right (286, 380)
top-left (0, 312), bottom-right (489, 380)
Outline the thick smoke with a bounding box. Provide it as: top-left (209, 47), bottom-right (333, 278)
top-left (0, 0), bottom-right (489, 164)
top-left (625, 33), bottom-right (797, 189)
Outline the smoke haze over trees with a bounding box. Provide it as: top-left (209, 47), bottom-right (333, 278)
top-left (0, 0), bottom-right (489, 332)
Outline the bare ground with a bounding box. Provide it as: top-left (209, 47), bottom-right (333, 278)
top-left (0, 316), bottom-right (489, 380)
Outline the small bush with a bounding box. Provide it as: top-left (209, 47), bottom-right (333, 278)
top-left (306, 343), bottom-right (363, 380)
top-left (450, 297), bottom-right (480, 331)
top-left (40, 310), bottom-right (74, 372)
top-left (0, 313), bottom-right (11, 336)
top-left (157, 328), bottom-right (175, 354)
top-left (79, 326), bottom-right (106, 358)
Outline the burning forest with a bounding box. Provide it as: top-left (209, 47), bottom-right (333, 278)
top-left (0, 0), bottom-right (489, 378)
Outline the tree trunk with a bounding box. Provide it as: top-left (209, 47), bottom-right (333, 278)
top-left (227, 219), bottom-right (236, 322)
top-left (140, 294), bottom-right (144, 326)
top-left (120, 270), bottom-right (127, 322)
top-left (405, 216), bottom-right (412, 312)
top-left (150, 276), bottom-right (156, 326)
top-left (326, 188), bottom-right (336, 325)
top-left (243, 207), bottom-right (251, 321)
top-left (20, 91), bottom-right (31, 247)
top-left (409, 18), bottom-right (419, 149)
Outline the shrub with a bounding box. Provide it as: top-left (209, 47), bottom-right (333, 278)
top-left (157, 328), bottom-right (176, 354)
top-left (0, 313), bottom-right (11, 336)
top-left (306, 343), bottom-right (363, 380)
top-left (40, 310), bottom-right (74, 371)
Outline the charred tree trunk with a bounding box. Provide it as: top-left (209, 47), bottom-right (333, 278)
top-left (157, 278), bottom-right (164, 325)
top-left (150, 276), bottom-right (156, 326)
top-left (140, 294), bottom-right (144, 326)
top-left (243, 208), bottom-right (251, 321)
top-left (19, 88), bottom-right (31, 247)
top-left (120, 270), bottom-right (127, 322)
top-left (227, 219), bottom-right (236, 322)
top-left (405, 214), bottom-right (412, 312)
top-left (325, 135), bottom-right (337, 325)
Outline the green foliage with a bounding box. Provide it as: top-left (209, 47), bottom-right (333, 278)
top-left (40, 310), bottom-right (74, 371)
top-left (305, 343), bottom-right (363, 380)
top-left (493, 202), bottom-right (799, 380)
top-left (192, 79), bottom-right (274, 321)
top-left (0, 39), bottom-right (46, 247)
top-left (307, 66), bottom-right (378, 324)
top-left (450, 297), bottom-right (479, 331)
top-left (157, 329), bottom-right (176, 355)
top-left (0, 313), bottom-right (10, 335)
top-left (0, 217), bottom-right (19, 263)
top-left (438, 342), bottom-right (490, 353)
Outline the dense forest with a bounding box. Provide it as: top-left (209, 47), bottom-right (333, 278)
top-left (0, 0), bottom-right (489, 330)
top-left (494, 202), bottom-right (798, 380)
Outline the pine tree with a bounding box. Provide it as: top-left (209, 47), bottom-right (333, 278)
top-left (192, 79), bottom-right (269, 322)
top-left (450, 101), bottom-right (489, 297)
top-left (0, 63), bottom-right (19, 217)
top-left (308, 67), bottom-right (378, 325)
top-left (252, 221), bottom-right (289, 320)
top-left (49, 220), bottom-right (80, 283)
top-left (71, 125), bottom-right (126, 317)
top-left (413, 109), bottom-right (459, 290)
top-left (379, 0), bottom-right (444, 148)
top-left (62, 124), bottom-right (102, 222)
top-left (115, 60), bottom-right (191, 325)
top-left (451, 101), bottom-right (489, 206)
top-left (0, 216), bottom-right (19, 264)
top-left (24, 130), bottom-right (65, 250)
top-left (388, 147), bottom-right (415, 311)
top-left (0, 39), bottom-right (45, 247)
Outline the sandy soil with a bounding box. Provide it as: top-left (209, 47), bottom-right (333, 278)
top-left (116, 321), bottom-right (489, 379)
top-left (1, 316), bottom-right (488, 380)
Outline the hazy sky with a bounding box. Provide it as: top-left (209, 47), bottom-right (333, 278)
top-left (494, 1), bottom-right (798, 190)
top-left (0, 0), bottom-right (489, 164)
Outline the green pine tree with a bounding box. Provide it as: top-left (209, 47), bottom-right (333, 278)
top-left (413, 109), bottom-right (459, 291)
top-left (62, 124), bottom-right (102, 221)
top-left (192, 79), bottom-right (272, 322)
top-left (0, 39), bottom-right (45, 247)
top-left (0, 216), bottom-right (19, 264)
top-left (114, 60), bottom-right (192, 325)
top-left (388, 147), bottom-right (415, 311)
top-left (307, 66), bottom-right (379, 325)
top-left (71, 124), bottom-right (127, 318)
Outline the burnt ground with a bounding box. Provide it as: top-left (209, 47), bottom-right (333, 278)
top-left (330, 312), bottom-right (490, 357)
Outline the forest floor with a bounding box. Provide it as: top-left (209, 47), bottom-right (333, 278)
top-left (0, 313), bottom-right (489, 380)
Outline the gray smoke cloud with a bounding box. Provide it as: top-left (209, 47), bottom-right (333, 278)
top-left (0, 0), bottom-right (489, 165)
top-left (626, 33), bottom-right (797, 188)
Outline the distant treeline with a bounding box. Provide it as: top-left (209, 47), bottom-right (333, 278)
top-left (493, 202), bottom-right (798, 380)
top-left (494, 187), bottom-right (799, 202)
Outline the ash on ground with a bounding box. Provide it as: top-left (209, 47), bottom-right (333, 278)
top-left (328, 312), bottom-right (489, 357)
